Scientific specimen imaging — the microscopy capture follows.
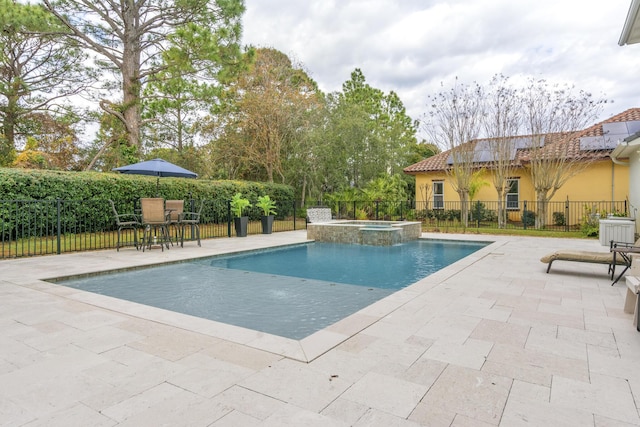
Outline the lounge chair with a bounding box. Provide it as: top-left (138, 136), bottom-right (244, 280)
top-left (541, 236), bottom-right (640, 283)
top-left (540, 250), bottom-right (625, 276)
top-left (109, 199), bottom-right (140, 251)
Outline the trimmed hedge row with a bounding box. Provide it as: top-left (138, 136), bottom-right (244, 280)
top-left (0, 168), bottom-right (294, 204)
top-left (0, 168), bottom-right (296, 238)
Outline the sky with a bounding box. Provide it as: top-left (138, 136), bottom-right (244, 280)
top-left (241, 0), bottom-right (640, 138)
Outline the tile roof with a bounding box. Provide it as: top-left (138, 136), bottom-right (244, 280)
top-left (404, 108), bottom-right (640, 174)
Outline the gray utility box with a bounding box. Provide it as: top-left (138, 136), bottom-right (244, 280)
top-left (599, 218), bottom-right (636, 246)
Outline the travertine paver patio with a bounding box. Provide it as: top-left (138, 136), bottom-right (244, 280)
top-left (1, 230), bottom-right (639, 426)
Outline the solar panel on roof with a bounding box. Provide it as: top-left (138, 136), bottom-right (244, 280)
top-left (474, 150), bottom-right (492, 162)
top-left (445, 135), bottom-right (543, 164)
top-left (626, 121), bottom-right (640, 134)
top-left (513, 136), bottom-right (544, 149)
top-left (581, 120), bottom-right (640, 151)
top-left (602, 122), bottom-right (629, 135)
top-left (579, 136), bottom-right (618, 151)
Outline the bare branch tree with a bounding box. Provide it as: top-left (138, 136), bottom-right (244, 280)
top-left (519, 77), bottom-right (607, 228)
top-left (423, 78), bottom-right (484, 227)
top-left (482, 74), bottom-right (522, 228)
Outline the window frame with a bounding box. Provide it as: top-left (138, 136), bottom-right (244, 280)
top-left (433, 181), bottom-right (444, 210)
top-left (506, 178), bottom-right (519, 210)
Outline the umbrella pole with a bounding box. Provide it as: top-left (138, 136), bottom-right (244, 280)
top-left (154, 176), bottom-right (160, 242)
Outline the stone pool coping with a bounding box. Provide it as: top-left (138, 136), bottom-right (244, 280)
top-left (29, 232), bottom-right (500, 363)
top-left (3, 230), bottom-right (640, 425)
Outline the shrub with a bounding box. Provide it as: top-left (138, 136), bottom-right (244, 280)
top-left (355, 208), bottom-right (368, 220)
top-left (580, 205), bottom-right (600, 237)
top-left (425, 209), bottom-right (461, 222)
top-left (471, 201), bottom-right (497, 222)
top-left (522, 210), bottom-right (536, 226)
top-left (552, 211), bottom-right (566, 226)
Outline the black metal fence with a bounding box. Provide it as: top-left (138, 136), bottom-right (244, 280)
top-left (314, 199), bottom-right (630, 232)
top-left (0, 198), bottom-right (631, 259)
top-left (0, 198), bottom-right (303, 259)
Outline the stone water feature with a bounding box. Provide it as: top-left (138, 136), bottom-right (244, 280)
top-left (307, 220), bottom-right (422, 246)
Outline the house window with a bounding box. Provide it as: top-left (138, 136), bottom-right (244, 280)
top-left (433, 181), bottom-right (444, 209)
top-left (506, 178), bottom-right (519, 210)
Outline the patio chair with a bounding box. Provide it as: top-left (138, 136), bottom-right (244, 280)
top-left (179, 200), bottom-right (203, 247)
top-left (165, 199), bottom-right (184, 246)
top-left (109, 199), bottom-right (140, 251)
top-left (140, 197), bottom-right (171, 251)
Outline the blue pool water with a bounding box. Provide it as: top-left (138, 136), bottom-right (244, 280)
top-left (58, 240), bottom-right (488, 339)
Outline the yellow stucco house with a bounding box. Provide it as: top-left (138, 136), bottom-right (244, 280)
top-left (404, 108), bottom-right (640, 226)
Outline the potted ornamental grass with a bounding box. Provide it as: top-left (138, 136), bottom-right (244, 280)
top-left (230, 192), bottom-right (251, 237)
top-left (256, 195), bottom-right (277, 234)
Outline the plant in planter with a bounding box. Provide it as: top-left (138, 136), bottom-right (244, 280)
top-left (230, 192), bottom-right (251, 237)
top-left (256, 195), bottom-right (277, 234)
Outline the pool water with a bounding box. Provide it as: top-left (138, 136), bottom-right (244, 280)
top-left (58, 240), bottom-right (488, 340)
top-left (203, 240), bottom-right (486, 289)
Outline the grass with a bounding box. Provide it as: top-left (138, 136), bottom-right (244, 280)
top-left (423, 224), bottom-right (591, 239)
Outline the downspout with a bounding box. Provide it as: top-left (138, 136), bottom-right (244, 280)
top-left (612, 161), bottom-right (615, 212)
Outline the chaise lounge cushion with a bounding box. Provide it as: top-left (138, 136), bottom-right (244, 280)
top-left (540, 250), bottom-right (625, 273)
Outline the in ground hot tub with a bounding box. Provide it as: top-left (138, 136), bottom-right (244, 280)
top-left (307, 220), bottom-right (421, 246)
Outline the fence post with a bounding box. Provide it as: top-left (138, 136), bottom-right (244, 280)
top-left (56, 199), bottom-right (62, 254)
top-left (189, 192), bottom-right (195, 238)
top-left (565, 197), bottom-right (570, 232)
top-left (523, 201), bottom-right (527, 230)
top-left (227, 200), bottom-right (231, 237)
top-left (293, 200), bottom-right (297, 231)
top-left (375, 201), bottom-right (379, 220)
top-left (353, 201), bottom-right (356, 220)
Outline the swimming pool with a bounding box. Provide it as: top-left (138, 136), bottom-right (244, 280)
top-left (57, 240), bottom-right (488, 340)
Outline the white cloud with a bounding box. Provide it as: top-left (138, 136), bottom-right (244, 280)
top-left (242, 0), bottom-right (640, 134)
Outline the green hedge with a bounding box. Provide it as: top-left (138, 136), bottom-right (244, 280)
top-left (0, 168), bottom-right (294, 203)
top-left (0, 168), bottom-right (295, 237)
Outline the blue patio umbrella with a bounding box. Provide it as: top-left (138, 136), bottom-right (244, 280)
top-left (113, 158), bottom-right (198, 178)
top-left (113, 158), bottom-right (197, 195)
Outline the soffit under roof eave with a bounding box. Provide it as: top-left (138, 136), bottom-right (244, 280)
top-left (619, 0), bottom-right (640, 45)
top-left (610, 133), bottom-right (640, 163)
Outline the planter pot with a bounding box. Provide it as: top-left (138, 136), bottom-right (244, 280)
top-left (261, 215), bottom-right (274, 234)
top-left (234, 216), bottom-right (248, 237)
